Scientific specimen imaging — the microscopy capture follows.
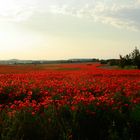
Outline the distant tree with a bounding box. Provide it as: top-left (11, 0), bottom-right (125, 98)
top-left (92, 58), bottom-right (99, 62)
top-left (108, 59), bottom-right (120, 66)
top-left (100, 60), bottom-right (108, 64)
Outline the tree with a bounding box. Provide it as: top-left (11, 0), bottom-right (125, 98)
top-left (131, 47), bottom-right (140, 69)
top-left (119, 55), bottom-right (126, 68)
top-left (125, 54), bottom-right (132, 66)
top-left (119, 47), bottom-right (140, 69)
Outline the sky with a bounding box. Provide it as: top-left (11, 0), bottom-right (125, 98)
top-left (0, 0), bottom-right (140, 60)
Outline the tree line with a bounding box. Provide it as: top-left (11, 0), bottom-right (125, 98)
top-left (119, 47), bottom-right (140, 69)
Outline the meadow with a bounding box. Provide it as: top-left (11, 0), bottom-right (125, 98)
top-left (0, 63), bottom-right (140, 140)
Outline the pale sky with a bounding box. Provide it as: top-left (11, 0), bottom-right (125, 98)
top-left (0, 0), bottom-right (140, 60)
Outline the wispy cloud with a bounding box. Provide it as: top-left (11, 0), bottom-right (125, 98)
top-left (136, 0), bottom-right (140, 4)
top-left (49, 0), bottom-right (140, 31)
top-left (0, 0), bottom-right (140, 31)
top-left (0, 0), bottom-right (37, 22)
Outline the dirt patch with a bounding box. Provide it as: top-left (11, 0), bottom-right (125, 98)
top-left (98, 64), bottom-right (119, 70)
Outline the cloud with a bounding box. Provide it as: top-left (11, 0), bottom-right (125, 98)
top-left (0, 0), bottom-right (37, 22)
top-left (136, 0), bottom-right (140, 4)
top-left (1, 0), bottom-right (140, 31)
top-left (49, 0), bottom-right (140, 31)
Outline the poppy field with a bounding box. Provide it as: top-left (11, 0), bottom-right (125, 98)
top-left (0, 63), bottom-right (140, 140)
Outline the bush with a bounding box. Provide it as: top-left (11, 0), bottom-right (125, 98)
top-left (100, 60), bottom-right (108, 64)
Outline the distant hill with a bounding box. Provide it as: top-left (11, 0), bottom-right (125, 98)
top-left (0, 58), bottom-right (99, 64)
